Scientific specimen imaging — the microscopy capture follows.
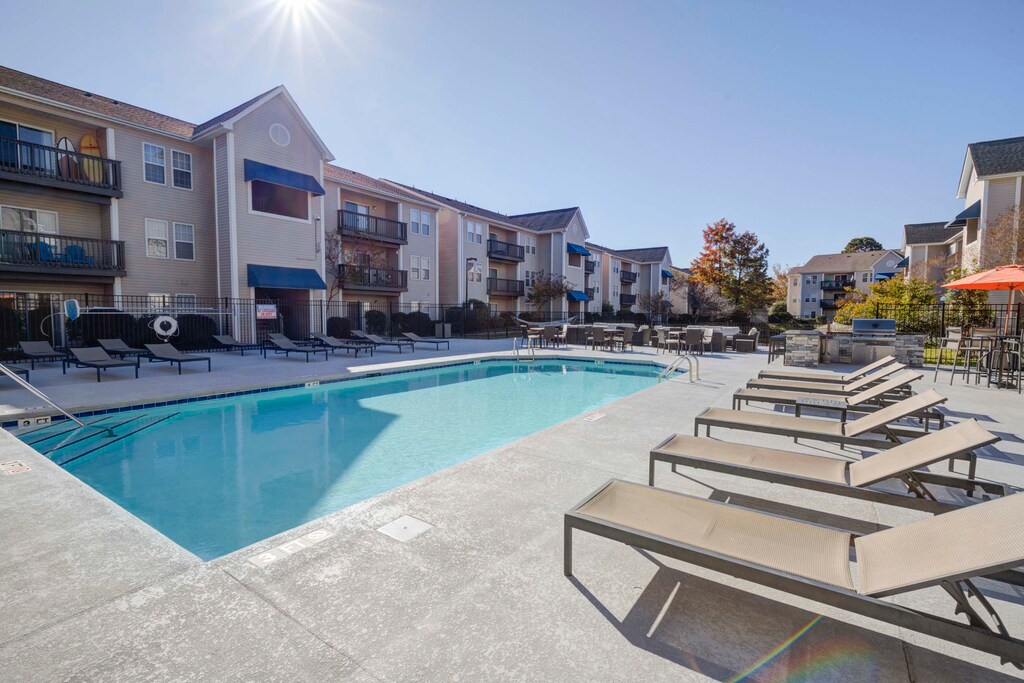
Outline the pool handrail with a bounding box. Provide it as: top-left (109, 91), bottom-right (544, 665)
top-left (0, 363), bottom-right (113, 436)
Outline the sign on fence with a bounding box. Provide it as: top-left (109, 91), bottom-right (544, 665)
top-left (255, 304), bottom-right (278, 320)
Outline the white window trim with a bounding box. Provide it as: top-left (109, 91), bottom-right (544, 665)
top-left (421, 256), bottom-right (430, 281)
top-left (173, 222), bottom-right (196, 261)
top-left (174, 293), bottom-right (197, 308)
top-left (1, 204), bottom-right (59, 233)
top-left (410, 254), bottom-right (420, 280)
top-left (409, 208), bottom-right (420, 235)
top-left (170, 149), bottom-right (193, 191)
top-left (247, 181), bottom-right (311, 224)
top-left (148, 293), bottom-right (171, 308)
top-left (142, 142), bottom-right (167, 186)
top-left (145, 218), bottom-right (169, 259)
top-left (420, 211), bottom-right (431, 237)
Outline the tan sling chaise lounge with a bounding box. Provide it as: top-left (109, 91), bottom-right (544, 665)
top-left (746, 363), bottom-right (908, 395)
top-left (757, 354), bottom-right (897, 383)
top-left (649, 420), bottom-right (1004, 512)
top-left (564, 480), bottom-right (1024, 666)
top-left (694, 390), bottom-right (949, 452)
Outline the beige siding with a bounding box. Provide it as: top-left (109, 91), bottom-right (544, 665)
top-left (0, 190), bottom-right (104, 239)
top-left (0, 98), bottom-right (104, 155)
top-left (987, 177), bottom-right (1018, 224)
top-left (214, 135), bottom-right (230, 297)
top-left (436, 208), bottom-right (461, 303)
top-left (966, 168), bottom-right (984, 205)
top-left (231, 94), bottom-right (325, 297)
top-left (402, 202), bottom-right (438, 305)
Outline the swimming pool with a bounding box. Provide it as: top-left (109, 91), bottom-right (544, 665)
top-left (25, 359), bottom-right (663, 559)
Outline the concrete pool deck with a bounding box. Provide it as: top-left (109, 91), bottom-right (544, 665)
top-left (2, 343), bottom-right (1024, 681)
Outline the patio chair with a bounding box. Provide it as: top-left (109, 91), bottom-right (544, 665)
top-left (733, 328), bottom-right (759, 353)
top-left (589, 327), bottom-right (618, 352)
top-left (311, 333), bottom-right (374, 356)
top-left (262, 334), bottom-right (329, 362)
top-left (635, 325), bottom-right (651, 348)
top-left (401, 332), bottom-right (449, 350)
top-left (694, 389), bottom-right (950, 453)
top-left (758, 354), bottom-right (896, 383)
top-left (542, 326), bottom-right (559, 348)
top-left (650, 419), bottom-right (1002, 511)
top-left (63, 244), bottom-right (94, 266)
top-left (363, 333), bottom-right (414, 353)
top-left (683, 328), bottom-right (703, 355)
top-left (564, 480), bottom-right (1024, 666)
top-left (0, 363), bottom-right (29, 383)
top-left (213, 334), bottom-right (261, 356)
top-left (63, 347), bottom-right (140, 382)
top-left (19, 340), bottom-right (68, 369)
top-left (555, 324), bottom-right (569, 347)
top-left (98, 338), bottom-right (147, 359)
top-left (932, 327), bottom-right (963, 381)
top-left (746, 362), bottom-right (907, 395)
top-left (658, 329), bottom-right (681, 354)
top-left (951, 328), bottom-right (999, 385)
top-left (144, 344), bottom-right (211, 374)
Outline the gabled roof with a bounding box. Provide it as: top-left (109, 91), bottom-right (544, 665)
top-left (380, 181), bottom-right (527, 229)
top-left (959, 135), bottom-right (1024, 197)
top-left (324, 164), bottom-right (436, 204)
top-left (192, 87), bottom-right (279, 137)
top-left (509, 207), bottom-right (579, 232)
top-left (613, 246), bottom-right (670, 263)
top-left (790, 249), bottom-right (903, 274)
top-left (903, 222), bottom-right (962, 246)
top-left (0, 65), bottom-right (195, 137)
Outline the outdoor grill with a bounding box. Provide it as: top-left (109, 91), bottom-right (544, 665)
top-left (850, 318), bottom-right (897, 364)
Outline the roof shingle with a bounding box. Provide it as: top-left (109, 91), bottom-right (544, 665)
top-left (382, 181), bottom-right (521, 226)
top-left (791, 250), bottom-right (902, 274)
top-left (968, 136), bottom-right (1024, 178)
top-left (325, 165), bottom-right (433, 204)
top-left (509, 207), bottom-right (578, 232)
top-left (903, 222), bottom-right (962, 246)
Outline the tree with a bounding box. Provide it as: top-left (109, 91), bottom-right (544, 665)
top-left (323, 231), bottom-right (344, 303)
top-left (833, 276), bottom-right (937, 332)
top-left (689, 281), bottom-right (735, 321)
top-left (690, 218), bottom-right (773, 314)
top-left (983, 205), bottom-right (1024, 267)
top-left (771, 263), bottom-right (790, 302)
top-left (942, 266), bottom-right (996, 331)
top-left (842, 237), bottom-right (884, 253)
top-left (668, 267), bottom-right (690, 314)
top-left (637, 291), bottom-right (671, 321)
top-left (525, 271), bottom-right (574, 312)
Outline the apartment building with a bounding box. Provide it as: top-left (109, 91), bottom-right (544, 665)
top-left (902, 221), bottom-right (962, 286)
top-left (613, 247), bottom-right (674, 306)
top-left (584, 243), bottom-right (675, 314)
top-left (787, 249), bottom-right (904, 321)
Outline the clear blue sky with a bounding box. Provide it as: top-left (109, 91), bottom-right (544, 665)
top-left (4, 0), bottom-right (1023, 268)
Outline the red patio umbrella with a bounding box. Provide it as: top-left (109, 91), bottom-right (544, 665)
top-left (942, 264), bottom-right (1024, 333)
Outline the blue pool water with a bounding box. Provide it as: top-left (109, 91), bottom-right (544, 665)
top-left (44, 360), bottom-right (660, 559)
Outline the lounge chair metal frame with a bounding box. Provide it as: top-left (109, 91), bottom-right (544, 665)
top-left (757, 355), bottom-right (897, 383)
top-left (311, 333), bottom-right (374, 357)
top-left (144, 344), bottom-right (212, 374)
top-left (262, 336), bottom-right (329, 362)
top-left (213, 334), bottom-right (261, 356)
top-left (18, 341), bottom-right (68, 369)
top-left (97, 338), bottom-right (147, 359)
top-left (564, 480), bottom-right (1024, 667)
top-left (400, 332), bottom-right (449, 350)
top-left (356, 332), bottom-right (413, 353)
top-left (63, 348), bottom-right (140, 382)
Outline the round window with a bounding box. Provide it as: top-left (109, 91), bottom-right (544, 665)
top-left (886, 260), bottom-right (895, 267)
top-left (269, 123), bottom-right (291, 147)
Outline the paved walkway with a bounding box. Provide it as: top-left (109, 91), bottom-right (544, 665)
top-left (2, 345), bottom-right (1023, 681)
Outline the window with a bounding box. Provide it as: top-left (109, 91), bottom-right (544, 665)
top-left (1, 121), bottom-right (54, 170)
top-left (409, 209), bottom-right (420, 235)
top-left (175, 294), bottom-right (197, 309)
top-left (811, 275), bottom-right (818, 284)
top-left (811, 297), bottom-right (817, 302)
top-left (421, 256), bottom-right (430, 281)
top-left (612, 260), bottom-right (620, 274)
top-left (466, 220), bottom-right (483, 244)
top-left (792, 278), bottom-right (798, 286)
top-left (791, 298), bottom-right (797, 303)
top-left (1, 206), bottom-right (58, 233)
top-left (173, 222), bottom-right (195, 260)
top-left (421, 212), bottom-right (431, 236)
top-left (251, 179), bottom-right (308, 220)
top-left (862, 272), bottom-right (869, 283)
top-left (143, 143), bottom-right (166, 184)
top-left (171, 151), bottom-right (192, 189)
top-left (145, 219), bottom-right (169, 258)
top-left (148, 293), bottom-right (171, 307)
top-left (410, 255), bottom-right (420, 280)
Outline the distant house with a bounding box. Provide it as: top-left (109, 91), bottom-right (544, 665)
top-left (902, 221), bottom-right (963, 286)
top-left (787, 249), bottom-right (904, 321)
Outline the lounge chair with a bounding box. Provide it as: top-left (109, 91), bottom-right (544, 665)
top-left (757, 354), bottom-right (896, 383)
top-left (63, 347), bottom-right (139, 382)
top-left (19, 340), bottom-right (68, 369)
top-left (564, 479), bottom-right (1024, 666)
top-left (312, 333), bottom-right (374, 357)
top-left (98, 338), bottom-right (147, 359)
top-left (213, 334), bottom-right (261, 356)
top-left (746, 362), bottom-right (907, 395)
top-left (732, 371), bottom-right (931, 425)
top-left (401, 332), bottom-right (450, 350)
top-left (694, 389), bottom-right (949, 452)
top-left (0, 363), bottom-right (29, 383)
top-left (262, 334), bottom-right (328, 362)
top-left (144, 344), bottom-right (211, 374)
top-left (733, 328), bottom-right (759, 353)
top-left (361, 333), bottom-right (414, 353)
top-left (650, 420), bottom-right (1004, 512)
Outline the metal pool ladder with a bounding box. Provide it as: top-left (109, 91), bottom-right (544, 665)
top-left (658, 354), bottom-right (699, 383)
top-left (512, 337), bottom-right (535, 362)
top-left (0, 363), bottom-right (114, 437)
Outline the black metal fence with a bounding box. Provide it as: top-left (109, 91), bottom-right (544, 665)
top-left (872, 303), bottom-right (1022, 340)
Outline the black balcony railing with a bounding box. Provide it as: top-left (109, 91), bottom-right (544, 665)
top-left (822, 278), bottom-right (853, 291)
top-left (584, 260), bottom-right (596, 273)
top-left (821, 299), bottom-right (838, 309)
top-left (486, 277), bottom-right (525, 296)
top-left (487, 239), bottom-right (525, 262)
top-left (620, 270), bottom-right (638, 284)
top-left (0, 230), bottom-right (125, 276)
top-left (338, 210), bottom-right (407, 243)
top-left (619, 293), bottom-right (637, 306)
top-left (338, 265), bottom-right (408, 292)
top-left (0, 137), bottom-right (122, 197)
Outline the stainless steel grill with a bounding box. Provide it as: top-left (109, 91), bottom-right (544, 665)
top-left (850, 319), bottom-right (896, 364)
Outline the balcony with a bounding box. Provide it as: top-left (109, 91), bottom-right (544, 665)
top-left (0, 137), bottom-right (122, 198)
top-left (620, 269), bottom-right (638, 284)
top-left (619, 293), bottom-right (637, 306)
top-left (820, 299), bottom-right (838, 309)
top-left (486, 277), bottom-right (525, 296)
top-left (338, 210), bottom-right (407, 244)
top-left (487, 239), bottom-right (525, 262)
top-left (822, 278), bottom-right (853, 291)
top-left (338, 265), bottom-right (408, 292)
top-left (584, 260), bottom-right (596, 274)
top-left (0, 230), bottom-right (125, 277)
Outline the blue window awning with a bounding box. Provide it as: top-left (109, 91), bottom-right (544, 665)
top-left (567, 290), bottom-right (591, 302)
top-left (567, 242), bottom-right (591, 256)
top-left (661, 269), bottom-right (674, 279)
top-left (874, 272), bottom-right (896, 281)
top-left (945, 200), bottom-right (980, 228)
top-left (895, 257), bottom-right (909, 269)
top-left (247, 264), bottom-right (327, 290)
top-left (243, 159), bottom-right (325, 196)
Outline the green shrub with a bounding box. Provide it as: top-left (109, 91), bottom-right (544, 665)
top-left (326, 316), bottom-right (352, 338)
top-left (365, 309), bottom-right (387, 335)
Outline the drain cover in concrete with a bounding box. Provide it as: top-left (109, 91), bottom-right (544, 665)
top-left (1, 460), bottom-right (31, 475)
top-left (582, 413), bottom-right (606, 422)
top-left (377, 515), bottom-right (433, 542)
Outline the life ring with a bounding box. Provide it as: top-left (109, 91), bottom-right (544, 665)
top-left (153, 315), bottom-right (178, 339)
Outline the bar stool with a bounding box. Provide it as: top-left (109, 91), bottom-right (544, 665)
top-left (932, 326), bottom-right (962, 381)
top-left (950, 327), bottom-right (996, 385)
